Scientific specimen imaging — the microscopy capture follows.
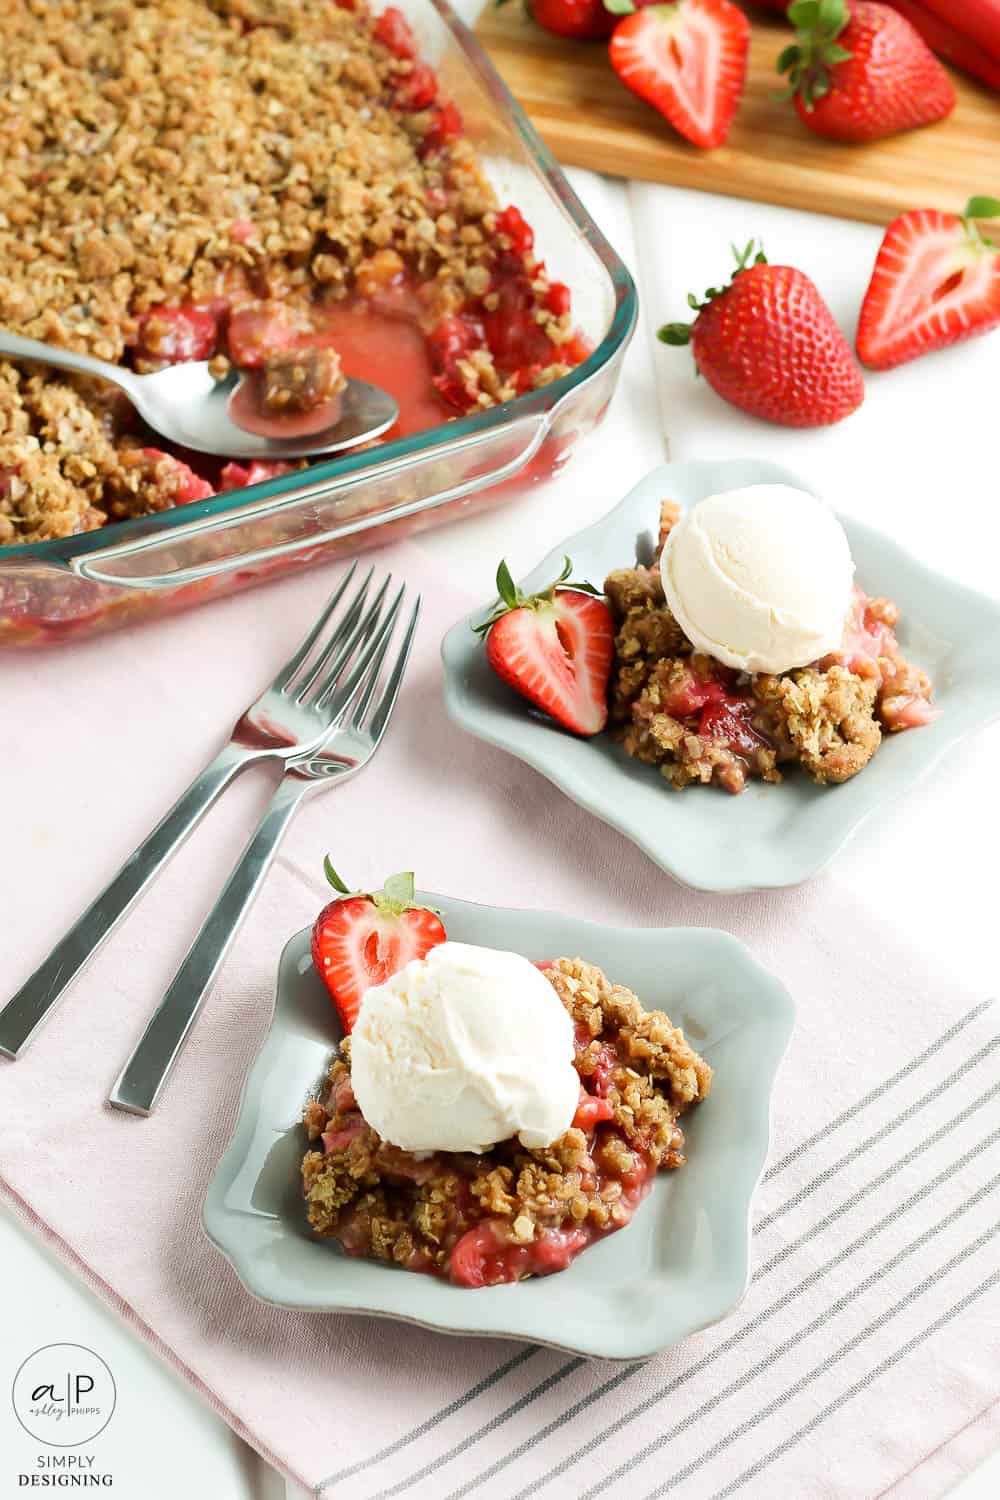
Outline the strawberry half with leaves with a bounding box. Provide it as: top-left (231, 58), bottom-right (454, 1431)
top-left (608, 0), bottom-right (750, 149)
top-left (311, 861), bottom-right (446, 1032)
top-left (778, 0), bottom-right (955, 143)
top-left (475, 558), bottom-right (614, 735)
top-left (659, 239), bottom-right (865, 426)
top-left (856, 195), bottom-right (1000, 370)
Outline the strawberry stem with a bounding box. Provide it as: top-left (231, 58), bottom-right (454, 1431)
top-left (963, 195), bottom-right (1000, 250)
top-left (321, 859), bottom-right (441, 917)
top-left (380, 871), bottom-right (416, 909)
top-left (657, 239), bottom-right (768, 344)
top-left (778, 0), bottom-right (854, 110)
top-left (473, 556), bottom-right (603, 637)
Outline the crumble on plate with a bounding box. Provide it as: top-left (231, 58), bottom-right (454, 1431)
top-left (301, 956), bottom-right (712, 1287)
top-left (605, 500), bottom-right (938, 795)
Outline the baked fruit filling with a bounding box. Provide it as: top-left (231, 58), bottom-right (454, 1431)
top-left (0, 0), bottom-right (589, 547)
top-left (605, 501), bottom-right (938, 794)
top-left (301, 957), bottom-right (712, 1286)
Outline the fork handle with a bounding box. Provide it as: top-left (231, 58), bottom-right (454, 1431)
top-left (108, 775), bottom-right (306, 1116)
top-left (0, 745), bottom-right (250, 1059)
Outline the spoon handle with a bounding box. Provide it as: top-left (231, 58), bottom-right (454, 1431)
top-left (0, 331), bottom-right (137, 393)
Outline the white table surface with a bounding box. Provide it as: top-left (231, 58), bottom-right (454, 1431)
top-left (2, 158), bottom-right (998, 1500)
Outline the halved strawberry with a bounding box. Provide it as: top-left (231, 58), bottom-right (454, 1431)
top-left (475, 558), bottom-right (614, 736)
top-left (856, 196), bottom-right (1000, 371)
top-left (608, 0), bottom-right (750, 151)
top-left (311, 860), bottom-right (446, 1032)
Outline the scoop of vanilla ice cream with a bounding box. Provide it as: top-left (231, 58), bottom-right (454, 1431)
top-left (349, 942), bottom-right (579, 1154)
top-left (660, 484), bottom-right (854, 674)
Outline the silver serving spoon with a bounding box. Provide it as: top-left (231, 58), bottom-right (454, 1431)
top-left (0, 331), bottom-right (399, 460)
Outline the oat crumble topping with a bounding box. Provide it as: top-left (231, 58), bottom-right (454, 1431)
top-left (301, 957), bottom-right (712, 1284)
top-left (0, 0), bottom-right (581, 546)
top-left (605, 500), bottom-right (937, 794)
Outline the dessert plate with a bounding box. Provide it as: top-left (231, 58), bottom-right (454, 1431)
top-left (442, 458), bottom-right (1000, 892)
top-left (202, 897), bottom-right (794, 1360)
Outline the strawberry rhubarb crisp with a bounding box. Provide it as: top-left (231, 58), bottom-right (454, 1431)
top-left (606, 498), bottom-right (938, 794)
top-left (301, 956), bottom-right (711, 1287)
top-left (0, 0), bottom-right (589, 547)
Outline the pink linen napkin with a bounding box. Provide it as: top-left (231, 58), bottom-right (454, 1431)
top-left (1, 539), bottom-right (998, 1500)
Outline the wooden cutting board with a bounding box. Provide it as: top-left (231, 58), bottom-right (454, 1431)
top-left (475, 7), bottom-right (1000, 226)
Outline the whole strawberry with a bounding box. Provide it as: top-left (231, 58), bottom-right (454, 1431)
top-left (778, 0), bottom-right (956, 142)
top-left (658, 240), bottom-right (865, 427)
top-left (475, 558), bottom-right (614, 735)
top-left (857, 194), bottom-right (1000, 369)
top-left (312, 861), bottom-right (446, 1033)
top-left (513, 0), bottom-right (618, 39)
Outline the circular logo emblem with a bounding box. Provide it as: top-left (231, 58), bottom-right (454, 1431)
top-left (11, 1344), bottom-right (116, 1447)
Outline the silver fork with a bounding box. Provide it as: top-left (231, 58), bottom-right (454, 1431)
top-left (0, 562), bottom-right (389, 1060)
top-left (108, 585), bottom-right (419, 1116)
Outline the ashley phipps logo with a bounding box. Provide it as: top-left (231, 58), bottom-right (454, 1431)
top-left (11, 1344), bottom-right (116, 1448)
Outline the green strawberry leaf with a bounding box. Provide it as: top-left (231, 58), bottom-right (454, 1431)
top-left (817, 0), bottom-right (846, 36)
top-left (603, 0), bottom-right (636, 13)
top-left (788, 0), bottom-right (820, 25)
top-left (966, 196), bottom-right (1000, 220)
top-left (323, 857), bottom-right (354, 895)
top-left (666, 238), bottom-right (768, 338)
top-left (474, 557), bottom-right (604, 637)
top-left (381, 871), bottom-right (416, 908)
top-left (780, 0), bottom-right (851, 104)
top-left (495, 558), bottom-right (521, 611)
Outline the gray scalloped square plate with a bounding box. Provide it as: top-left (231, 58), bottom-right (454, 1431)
top-left (441, 459), bottom-right (1000, 893)
top-left (202, 896), bottom-right (794, 1360)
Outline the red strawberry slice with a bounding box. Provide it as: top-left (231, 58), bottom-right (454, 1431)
top-left (420, 99), bottom-right (464, 155)
top-left (609, 0), bottom-right (750, 151)
top-left (698, 697), bottom-right (767, 758)
top-left (856, 197), bottom-right (1000, 371)
top-left (226, 300), bottom-right (315, 369)
top-left (450, 1220), bottom-right (516, 1288)
top-left (394, 61), bottom-right (437, 111)
top-left (136, 304), bottom-right (219, 365)
top-left (373, 5), bottom-right (418, 57)
top-left (219, 459), bottom-right (295, 493)
top-left (660, 667), bottom-right (731, 718)
top-left (476, 558), bottom-right (614, 736)
top-left (572, 1089), bottom-right (616, 1132)
top-left (311, 861), bottom-right (446, 1033)
top-left (141, 449), bottom-right (215, 503)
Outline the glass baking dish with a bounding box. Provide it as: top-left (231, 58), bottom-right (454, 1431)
top-left (0, 0), bottom-right (636, 648)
